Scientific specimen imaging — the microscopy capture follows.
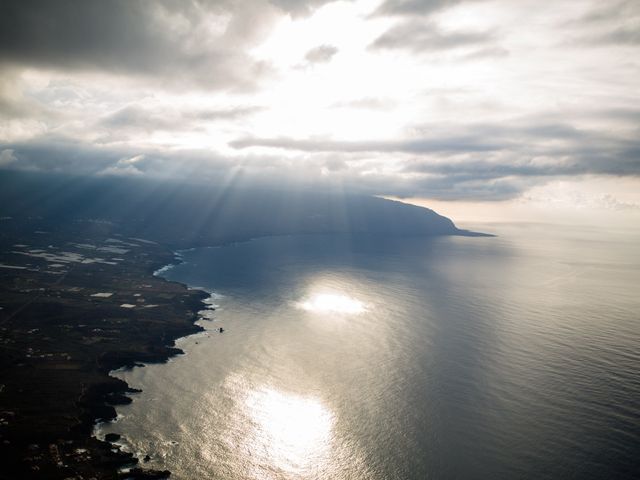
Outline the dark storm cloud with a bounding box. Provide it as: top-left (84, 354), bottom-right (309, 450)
top-left (0, 0), bottom-right (255, 89)
top-left (0, 0), bottom-right (338, 89)
top-left (0, 1), bottom-right (161, 69)
top-left (370, 20), bottom-right (495, 52)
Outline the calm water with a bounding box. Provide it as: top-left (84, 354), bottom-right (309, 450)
top-left (101, 223), bottom-right (640, 479)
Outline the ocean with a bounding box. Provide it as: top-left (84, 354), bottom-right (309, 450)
top-left (100, 223), bottom-right (640, 479)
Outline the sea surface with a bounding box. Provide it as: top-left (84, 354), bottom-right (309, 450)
top-left (101, 223), bottom-right (640, 479)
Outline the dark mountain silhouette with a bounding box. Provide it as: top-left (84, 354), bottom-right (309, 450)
top-left (0, 171), bottom-right (487, 247)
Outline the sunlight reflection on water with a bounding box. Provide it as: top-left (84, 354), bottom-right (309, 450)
top-left (298, 293), bottom-right (366, 314)
top-left (103, 228), bottom-right (640, 480)
top-left (242, 387), bottom-right (334, 478)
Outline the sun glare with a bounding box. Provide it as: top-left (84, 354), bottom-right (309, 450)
top-left (243, 387), bottom-right (333, 476)
top-left (298, 293), bottom-right (366, 314)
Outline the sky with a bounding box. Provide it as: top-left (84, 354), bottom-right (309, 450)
top-left (1, 0), bottom-right (639, 225)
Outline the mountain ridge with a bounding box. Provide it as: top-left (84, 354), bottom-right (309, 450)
top-left (0, 171), bottom-right (490, 246)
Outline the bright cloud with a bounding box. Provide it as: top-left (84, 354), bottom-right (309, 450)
top-left (1, 0), bottom-right (639, 211)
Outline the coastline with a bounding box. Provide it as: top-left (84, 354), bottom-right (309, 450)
top-left (0, 222), bottom-right (211, 480)
top-left (86, 230), bottom-right (497, 478)
top-left (0, 225), bottom-right (490, 479)
top-left (91, 250), bottom-right (213, 478)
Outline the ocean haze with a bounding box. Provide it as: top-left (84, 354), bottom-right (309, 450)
top-left (102, 223), bottom-right (640, 479)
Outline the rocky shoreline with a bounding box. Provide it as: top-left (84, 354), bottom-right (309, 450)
top-left (0, 220), bottom-right (210, 479)
top-left (86, 282), bottom-right (209, 480)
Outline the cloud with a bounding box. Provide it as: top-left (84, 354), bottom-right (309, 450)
top-left (569, 0), bottom-right (640, 47)
top-left (598, 194), bottom-right (640, 211)
top-left (0, 1), bottom-right (260, 90)
top-left (229, 118), bottom-right (640, 186)
top-left (370, 20), bottom-right (495, 53)
top-left (0, 69), bottom-right (58, 122)
top-left (322, 166), bottom-right (529, 201)
top-left (0, 0), bottom-right (338, 90)
top-left (0, 0), bottom-right (639, 207)
top-left (331, 97), bottom-right (394, 110)
top-left (0, 149), bottom-right (17, 167)
top-left (462, 46), bottom-right (509, 60)
top-left (304, 44), bottom-right (339, 63)
top-left (372, 0), bottom-right (469, 17)
top-left (270, 0), bottom-right (344, 17)
top-left (98, 154), bottom-right (145, 176)
top-left (579, 0), bottom-right (640, 25)
top-left (590, 26), bottom-right (640, 46)
top-left (188, 106), bottom-right (265, 121)
top-left (230, 134), bottom-right (503, 153)
top-left (98, 104), bottom-right (263, 132)
top-left (3, 111), bottom-right (640, 201)
top-left (99, 106), bottom-right (175, 133)
top-left (0, 134), bottom-right (292, 179)
top-left (522, 182), bottom-right (640, 213)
